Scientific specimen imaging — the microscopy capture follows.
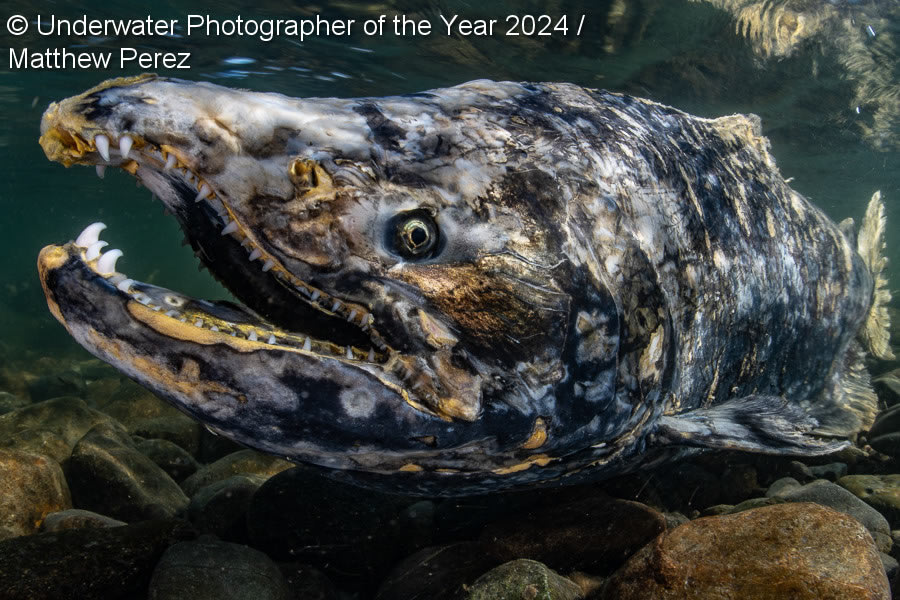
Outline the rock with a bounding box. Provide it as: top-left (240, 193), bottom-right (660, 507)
top-left (148, 539), bottom-right (290, 600)
top-left (769, 478), bottom-right (891, 545)
top-left (702, 496), bottom-right (784, 517)
top-left (0, 518), bottom-right (195, 600)
top-left (839, 474), bottom-right (900, 528)
top-left (376, 542), bottom-right (499, 600)
top-left (27, 370), bottom-right (85, 402)
top-left (0, 396), bottom-right (117, 461)
top-left (278, 563), bottom-right (339, 600)
top-left (788, 460), bottom-right (815, 482)
top-left (247, 465), bottom-right (412, 588)
top-left (479, 494), bottom-right (666, 573)
top-left (0, 392), bottom-right (28, 415)
top-left (187, 474), bottom-right (266, 540)
top-left (131, 416), bottom-right (202, 456)
top-left (65, 422), bottom-right (189, 522)
top-left (466, 559), bottom-right (583, 600)
top-left (40, 509), bottom-right (126, 532)
top-left (92, 380), bottom-right (182, 425)
top-left (717, 463), bottom-right (760, 505)
top-left (874, 369), bottom-right (900, 407)
top-left (765, 476), bottom-right (801, 497)
top-left (881, 552), bottom-right (899, 582)
top-left (663, 512), bottom-right (689, 529)
top-left (870, 433), bottom-right (900, 458)
top-left (196, 428), bottom-right (245, 463)
top-left (134, 438), bottom-right (200, 482)
top-left (602, 503), bottom-right (890, 600)
top-left (0, 450), bottom-right (71, 540)
top-left (0, 428), bottom-right (70, 463)
top-left (808, 462), bottom-right (848, 482)
top-left (180, 450), bottom-right (294, 497)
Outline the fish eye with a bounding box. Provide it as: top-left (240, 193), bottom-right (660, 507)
top-left (387, 210), bottom-right (441, 260)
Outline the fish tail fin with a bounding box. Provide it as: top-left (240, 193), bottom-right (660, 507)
top-left (857, 190), bottom-right (894, 361)
top-left (811, 341), bottom-right (880, 438)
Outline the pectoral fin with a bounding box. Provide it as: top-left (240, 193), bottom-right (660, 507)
top-left (653, 395), bottom-right (848, 456)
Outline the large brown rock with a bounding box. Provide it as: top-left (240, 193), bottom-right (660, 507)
top-left (0, 450), bottom-right (71, 540)
top-left (602, 502), bottom-right (889, 600)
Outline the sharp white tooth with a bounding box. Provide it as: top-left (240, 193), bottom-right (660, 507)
top-left (310, 290), bottom-right (320, 301)
top-left (119, 136), bottom-right (132, 159)
top-left (331, 300), bottom-right (342, 312)
top-left (248, 248), bottom-right (262, 261)
top-left (367, 348), bottom-right (375, 362)
top-left (180, 317), bottom-right (187, 322)
top-left (210, 326), bottom-right (219, 332)
top-left (96, 249), bottom-right (123, 274)
top-left (108, 274), bottom-right (126, 285)
top-left (152, 305), bottom-right (161, 311)
top-left (94, 135), bottom-right (110, 161)
top-left (75, 222), bottom-right (107, 248)
top-left (230, 331), bottom-right (237, 336)
top-left (164, 154), bottom-right (176, 171)
top-left (116, 278), bottom-right (135, 293)
top-left (221, 221), bottom-right (239, 236)
top-left (195, 184), bottom-right (210, 202)
top-left (248, 331), bottom-right (258, 341)
top-left (347, 310), bottom-right (357, 322)
top-left (267, 334), bottom-right (276, 344)
top-left (165, 310), bottom-right (179, 318)
top-left (194, 319), bottom-right (203, 328)
top-left (262, 259), bottom-right (275, 272)
top-left (84, 241), bottom-right (108, 261)
top-left (96, 165), bottom-right (106, 179)
top-left (302, 337), bottom-right (312, 351)
top-left (345, 346), bottom-right (353, 359)
top-left (137, 294), bottom-right (152, 305)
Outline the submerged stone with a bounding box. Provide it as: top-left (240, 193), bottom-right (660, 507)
top-left (65, 422), bottom-right (189, 521)
top-left (180, 449), bottom-right (294, 497)
top-left (602, 503), bottom-right (890, 600)
top-left (466, 559), bottom-right (583, 600)
top-left (0, 518), bottom-right (195, 600)
top-left (839, 474), bottom-right (900, 528)
top-left (0, 449), bottom-right (71, 540)
top-left (134, 437), bottom-right (200, 482)
top-left (479, 494), bottom-right (665, 573)
top-left (376, 542), bottom-right (499, 600)
top-left (148, 539), bottom-right (290, 600)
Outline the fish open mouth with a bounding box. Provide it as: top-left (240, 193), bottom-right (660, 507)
top-left (39, 122), bottom-right (396, 374)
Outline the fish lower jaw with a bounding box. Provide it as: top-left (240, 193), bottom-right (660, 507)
top-left (67, 221), bottom-right (385, 364)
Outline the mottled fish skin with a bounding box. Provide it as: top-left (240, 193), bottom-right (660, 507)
top-left (37, 76), bottom-right (878, 495)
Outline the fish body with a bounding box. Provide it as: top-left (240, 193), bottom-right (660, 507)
top-left (37, 76), bottom-right (891, 494)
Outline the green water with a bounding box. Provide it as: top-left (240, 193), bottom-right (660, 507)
top-left (1, 0), bottom-right (898, 358)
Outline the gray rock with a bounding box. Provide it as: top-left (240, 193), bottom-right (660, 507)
top-left (808, 462), bottom-right (849, 482)
top-left (702, 496), bottom-right (785, 517)
top-left (0, 396), bottom-right (117, 461)
top-left (874, 369), bottom-right (900, 407)
top-left (0, 392), bottom-right (28, 415)
top-left (839, 475), bottom-right (900, 529)
top-left (0, 428), bottom-right (70, 463)
top-left (27, 370), bottom-right (85, 402)
top-left (134, 438), bottom-right (200, 482)
top-left (187, 474), bottom-right (266, 540)
top-left (664, 512), bottom-right (690, 529)
top-left (131, 416), bottom-right (202, 456)
top-left (40, 509), bottom-right (126, 532)
top-left (0, 450), bottom-right (71, 540)
top-left (766, 477), bottom-right (802, 498)
top-left (148, 539), bottom-right (290, 600)
top-left (479, 494), bottom-right (666, 573)
top-left (881, 552), bottom-right (899, 581)
top-left (93, 380), bottom-right (182, 425)
top-left (180, 449), bottom-right (294, 497)
top-left (465, 559), bottom-right (583, 600)
top-left (0, 518), bottom-right (195, 600)
top-left (376, 542), bottom-right (499, 600)
top-left (278, 563), bottom-right (339, 600)
top-left (65, 422), bottom-right (189, 522)
top-left (788, 461), bottom-right (815, 483)
top-left (770, 479), bottom-right (891, 544)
